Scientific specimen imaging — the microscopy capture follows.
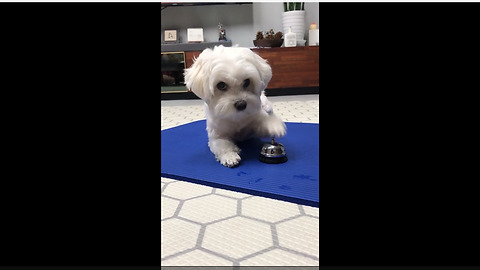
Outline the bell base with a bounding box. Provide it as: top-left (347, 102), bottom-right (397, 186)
top-left (259, 155), bottom-right (288, 164)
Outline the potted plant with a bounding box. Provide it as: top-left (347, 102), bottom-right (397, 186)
top-left (282, 2), bottom-right (306, 45)
top-left (284, 2), bottom-right (304, 11)
top-left (253, 29), bottom-right (284, 48)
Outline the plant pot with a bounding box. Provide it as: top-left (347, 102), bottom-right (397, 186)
top-left (282, 10), bottom-right (306, 45)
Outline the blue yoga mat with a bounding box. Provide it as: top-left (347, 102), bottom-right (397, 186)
top-left (161, 120), bottom-right (319, 207)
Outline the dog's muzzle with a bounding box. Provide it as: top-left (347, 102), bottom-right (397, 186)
top-left (234, 100), bottom-right (247, 111)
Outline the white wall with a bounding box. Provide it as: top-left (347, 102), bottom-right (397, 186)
top-left (253, 3), bottom-right (284, 37)
top-left (161, 2), bottom-right (319, 48)
top-left (253, 2), bottom-right (319, 42)
top-left (305, 2), bottom-right (320, 41)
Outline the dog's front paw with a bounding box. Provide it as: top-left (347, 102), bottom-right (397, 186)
top-left (267, 119), bottom-right (287, 138)
top-left (217, 152), bottom-right (241, 168)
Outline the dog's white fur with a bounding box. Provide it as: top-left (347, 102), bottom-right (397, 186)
top-left (184, 45), bottom-right (286, 167)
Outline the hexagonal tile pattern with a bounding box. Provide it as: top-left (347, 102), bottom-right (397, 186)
top-left (215, 188), bottom-right (253, 199)
top-left (303, 205), bottom-right (319, 217)
top-left (161, 103), bottom-right (206, 130)
top-left (162, 250), bottom-right (233, 266)
top-left (161, 177), bottom-right (177, 183)
top-left (161, 196), bottom-right (180, 219)
top-left (277, 216), bottom-right (319, 258)
top-left (240, 249), bottom-right (319, 266)
top-left (161, 218), bottom-right (201, 258)
top-left (179, 194), bottom-right (237, 223)
top-left (202, 217), bottom-right (273, 259)
top-left (161, 95), bottom-right (319, 265)
top-left (242, 196), bottom-right (300, 223)
top-left (163, 181), bottom-right (213, 200)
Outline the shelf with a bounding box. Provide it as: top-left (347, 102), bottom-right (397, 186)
top-left (161, 41), bottom-right (232, 52)
top-left (161, 3), bottom-right (251, 9)
top-left (161, 86), bottom-right (188, 93)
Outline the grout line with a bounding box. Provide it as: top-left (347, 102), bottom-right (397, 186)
top-left (298, 204), bottom-right (305, 215)
top-left (271, 224), bottom-right (280, 247)
top-left (237, 199), bottom-right (242, 215)
top-left (277, 246), bottom-right (320, 261)
top-left (195, 224), bottom-right (207, 248)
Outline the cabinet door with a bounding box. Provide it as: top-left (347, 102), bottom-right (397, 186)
top-left (254, 47), bottom-right (319, 89)
top-left (184, 51), bottom-right (202, 69)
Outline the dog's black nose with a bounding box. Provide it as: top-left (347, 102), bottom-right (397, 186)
top-left (234, 100), bottom-right (247, 111)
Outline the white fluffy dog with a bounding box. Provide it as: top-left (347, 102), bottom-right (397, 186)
top-left (184, 45), bottom-right (286, 167)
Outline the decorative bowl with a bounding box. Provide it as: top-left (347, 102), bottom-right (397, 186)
top-left (253, 39), bottom-right (283, 48)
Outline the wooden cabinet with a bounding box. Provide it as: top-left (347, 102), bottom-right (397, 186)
top-left (184, 46), bottom-right (319, 90)
top-left (254, 46), bottom-right (319, 89)
top-left (184, 51), bottom-right (200, 71)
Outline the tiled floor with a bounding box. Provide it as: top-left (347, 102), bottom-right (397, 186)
top-left (161, 94), bottom-right (319, 266)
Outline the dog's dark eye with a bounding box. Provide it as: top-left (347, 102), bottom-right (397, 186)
top-left (217, 81), bottom-right (227, 91)
top-left (243, 79), bottom-right (250, 88)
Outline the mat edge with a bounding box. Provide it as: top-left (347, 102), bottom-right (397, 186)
top-left (161, 173), bottom-right (319, 208)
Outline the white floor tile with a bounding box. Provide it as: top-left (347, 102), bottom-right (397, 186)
top-left (277, 216), bottom-right (320, 258)
top-left (179, 194), bottom-right (238, 224)
top-left (242, 196), bottom-right (301, 223)
top-left (161, 218), bottom-right (201, 258)
top-left (240, 248), bottom-right (319, 266)
top-left (163, 181), bottom-right (213, 200)
top-left (202, 216), bottom-right (273, 260)
top-left (162, 249), bottom-right (234, 266)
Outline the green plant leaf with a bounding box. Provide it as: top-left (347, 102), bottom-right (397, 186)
top-left (284, 2), bottom-right (304, 12)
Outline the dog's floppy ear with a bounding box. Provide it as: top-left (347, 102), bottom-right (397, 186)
top-left (184, 48), bottom-right (214, 100)
top-left (251, 51), bottom-right (273, 91)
